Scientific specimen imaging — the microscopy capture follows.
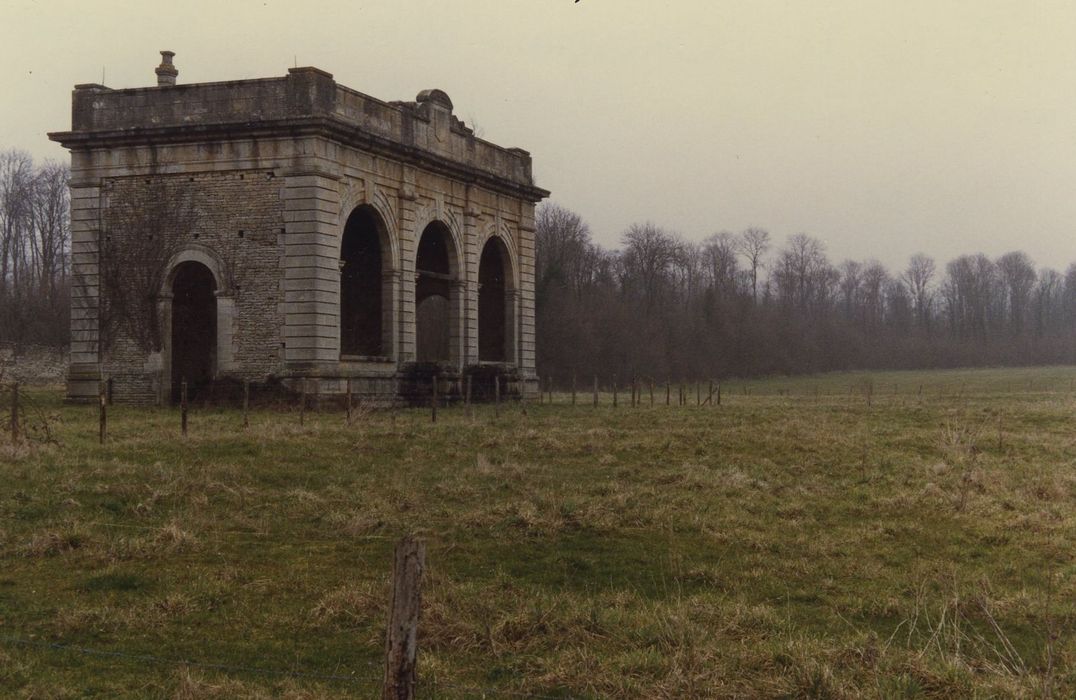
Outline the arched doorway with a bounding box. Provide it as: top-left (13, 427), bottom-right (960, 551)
top-left (340, 205), bottom-right (387, 357)
top-left (415, 222), bottom-right (457, 363)
top-left (478, 237), bottom-right (511, 362)
top-left (170, 261), bottom-right (217, 402)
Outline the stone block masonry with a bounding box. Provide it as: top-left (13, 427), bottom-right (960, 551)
top-left (49, 53), bottom-right (548, 404)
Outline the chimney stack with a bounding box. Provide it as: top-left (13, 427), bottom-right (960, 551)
top-left (155, 50), bottom-right (177, 87)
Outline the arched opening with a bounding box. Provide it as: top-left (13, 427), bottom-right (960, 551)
top-left (340, 205), bottom-right (386, 357)
top-left (415, 222), bottom-right (456, 363)
top-left (170, 261), bottom-right (217, 402)
top-left (478, 237), bottom-right (511, 362)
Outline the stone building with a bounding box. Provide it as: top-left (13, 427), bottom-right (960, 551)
top-left (49, 52), bottom-right (548, 404)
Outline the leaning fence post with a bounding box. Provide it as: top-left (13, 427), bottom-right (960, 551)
top-left (180, 379), bottom-right (188, 437)
top-left (99, 380), bottom-right (107, 445)
top-left (9, 382), bottom-right (18, 444)
top-left (243, 379), bottom-right (251, 428)
top-left (382, 535), bottom-right (425, 700)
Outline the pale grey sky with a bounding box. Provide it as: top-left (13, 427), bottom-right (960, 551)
top-left (3, 0), bottom-right (1074, 271)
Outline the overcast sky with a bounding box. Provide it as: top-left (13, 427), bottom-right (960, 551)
top-left (2, 0), bottom-right (1074, 271)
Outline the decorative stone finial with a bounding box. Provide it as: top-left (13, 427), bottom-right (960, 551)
top-left (155, 50), bottom-right (177, 87)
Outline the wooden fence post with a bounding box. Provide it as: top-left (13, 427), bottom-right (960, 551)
top-left (696, 382), bottom-right (700, 406)
top-left (649, 380), bottom-right (654, 407)
top-left (494, 374), bottom-right (501, 418)
top-left (314, 378), bottom-right (321, 413)
top-left (180, 379), bottom-right (188, 436)
top-left (9, 383), bottom-right (18, 444)
top-left (345, 378), bottom-right (353, 425)
top-left (613, 376), bottom-right (618, 408)
top-left (665, 380), bottom-right (670, 406)
top-left (571, 373), bottom-right (576, 406)
top-left (465, 374), bottom-right (472, 418)
top-left (243, 379), bottom-right (251, 428)
top-left (431, 375), bottom-right (438, 423)
top-left (717, 383), bottom-right (722, 406)
top-left (593, 376), bottom-right (598, 407)
top-left (382, 536), bottom-right (426, 700)
top-left (99, 380), bottom-right (107, 445)
top-left (300, 379), bottom-right (306, 426)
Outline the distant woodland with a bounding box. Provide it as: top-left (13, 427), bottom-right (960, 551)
top-left (535, 203), bottom-right (1076, 384)
top-left (0, 150), bottom-right (70, 348)
top-left (2, 149), bottom-right (1075, 380)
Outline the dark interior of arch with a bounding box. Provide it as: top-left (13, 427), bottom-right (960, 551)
top-left (415, 222), bottom-right (453, 362)
top-left (478, 238), bottom-right (508, 362)
top-left (340, 206), bottom-right (383, 356)
top-left (171, 261), bottom-right (216, 403)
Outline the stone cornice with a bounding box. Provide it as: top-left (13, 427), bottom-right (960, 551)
top-left (49, 116), bottom-right (550, 203)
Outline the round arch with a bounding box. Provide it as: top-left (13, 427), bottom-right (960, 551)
top-left (339, 204), bottom-right (397, 359)
top-left (337, 185), bottom-right (400, 272)
top-left (157, 244), bottom-right (235, 404)
top-left (414, 219), bottom-right (464, 364)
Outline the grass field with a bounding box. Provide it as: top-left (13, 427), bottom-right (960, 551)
top-left (1, 366), bottom-right (1074, 698)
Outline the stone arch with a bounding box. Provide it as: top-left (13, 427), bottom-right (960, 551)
top-left (161, 244), bottom-right (228, 294)
top-left (414, 218), bottom-right (464, 365)
top-left (411, 198), bottom-right (464, 270)
top-left (477, 221), bottom-right (520, 365)
top-left (337, 183), bottom-right (400, 271)
top-left (158, 245), bottom-right (234, 404)
top-left (339, 203), bottom-right (396, 359)
top-left (476, 220), bottom-right (520, 291)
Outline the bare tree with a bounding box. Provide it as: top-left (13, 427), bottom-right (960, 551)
top-left (736, 227), bottom-right (770, 303)
top-left (901, 253), bottom-right (935, 332)
top-left (996, 251), bottom-right (1037, 335)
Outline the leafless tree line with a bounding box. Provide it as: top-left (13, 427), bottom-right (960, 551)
top-left (0, 149), bottom-right (70, 347)
top-left (535, 203), bottom-right (1076, 383)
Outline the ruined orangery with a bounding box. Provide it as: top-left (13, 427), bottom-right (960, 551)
top-left (49, 52), bottom-right (548, 404)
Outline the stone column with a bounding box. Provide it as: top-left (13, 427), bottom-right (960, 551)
top-left (450, 279), bottom-right (466, 371)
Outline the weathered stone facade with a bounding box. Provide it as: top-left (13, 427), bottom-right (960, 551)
top-left (50, 55), bottom-right (548, 404)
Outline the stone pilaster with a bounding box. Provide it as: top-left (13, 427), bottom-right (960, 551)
top-left (462, 199), bottom-right (482, 366)
top-left (397, 180), bottom-right (418, 363)
top-left (282, 172), bottom-right (341, 374)
top-left (518, 207), bottom-right (537, 381)
top-left (66, 183), bottom-right (102, 401)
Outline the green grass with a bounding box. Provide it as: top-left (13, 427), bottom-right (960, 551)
top-left (1, 366), bottom-right (1074, 698)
